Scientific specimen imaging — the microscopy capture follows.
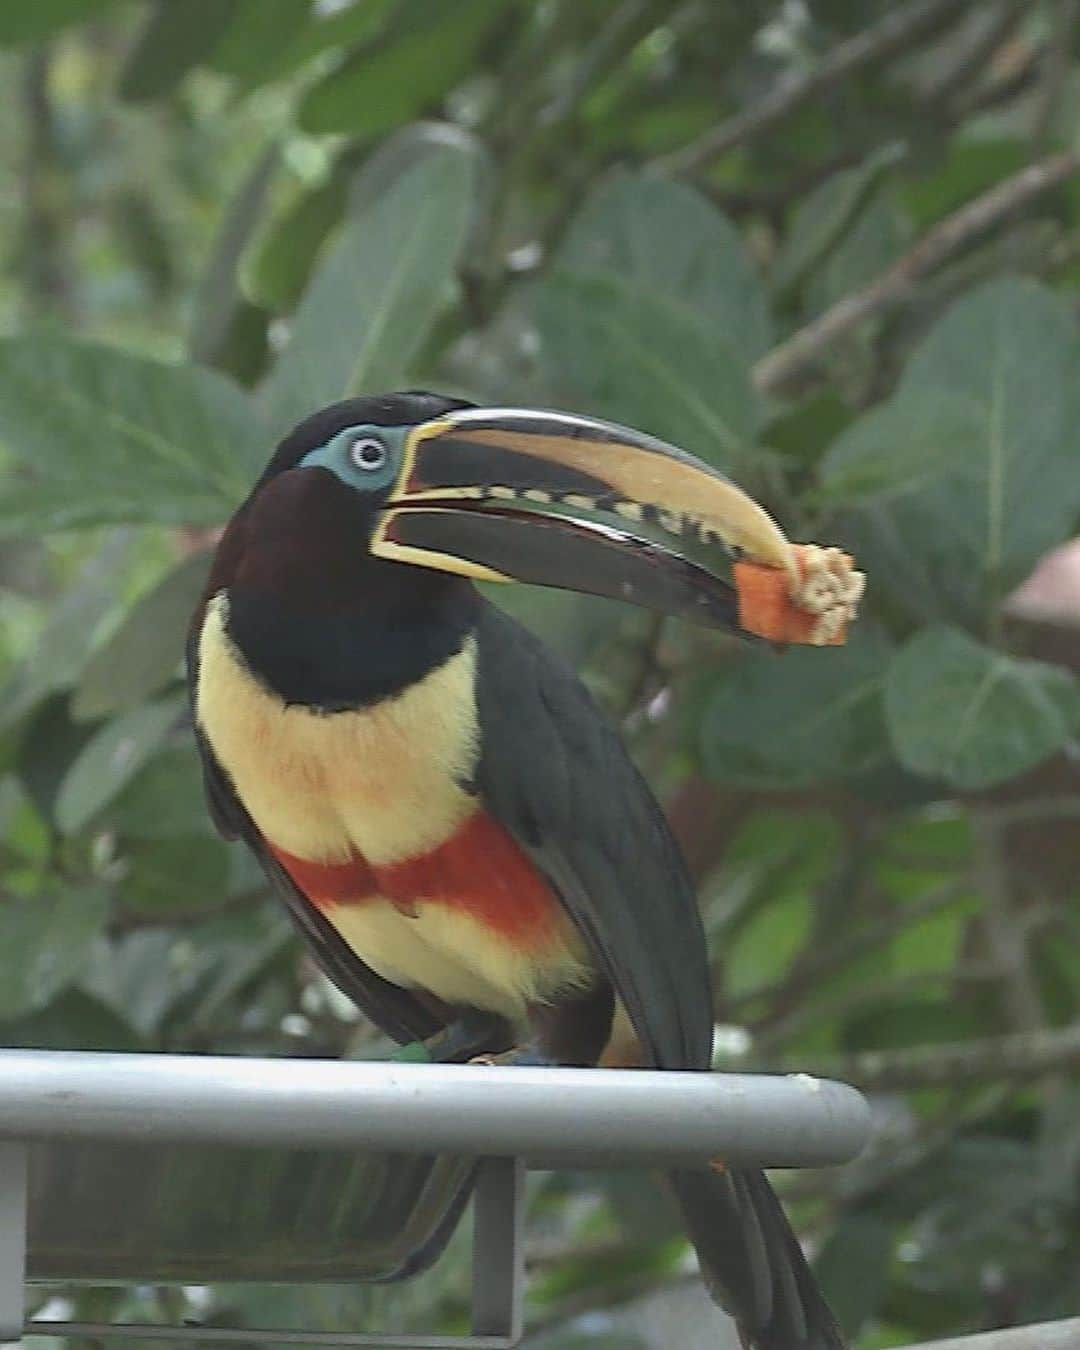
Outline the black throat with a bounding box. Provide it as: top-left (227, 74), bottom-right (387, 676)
top-left (215, 469), bottom-right (481, 710)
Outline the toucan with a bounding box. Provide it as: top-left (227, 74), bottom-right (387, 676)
top-left (187, 392), bottom-right (850, 1350)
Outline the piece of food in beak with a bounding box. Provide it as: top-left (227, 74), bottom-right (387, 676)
top-left (734, 545), bottom-right (866, 646)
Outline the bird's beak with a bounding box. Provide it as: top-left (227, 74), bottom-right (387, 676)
top-left (370, 408), bottom-right (797, 631)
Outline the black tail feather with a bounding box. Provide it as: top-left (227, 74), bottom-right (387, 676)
top-left (670, 1167), bottom-right (847, 1350)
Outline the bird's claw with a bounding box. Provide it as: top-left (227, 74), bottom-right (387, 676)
top-left (469, 1046), bottom-right (553, 1067)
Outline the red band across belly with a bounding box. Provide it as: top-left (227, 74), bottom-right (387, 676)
top-left (266, 846), bottom-right (377, 906)
top-left (267, 811), bottom-right (560, 945)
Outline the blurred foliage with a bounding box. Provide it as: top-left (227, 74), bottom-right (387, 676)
top-left (0, 1), bottom-right (1079, 1346)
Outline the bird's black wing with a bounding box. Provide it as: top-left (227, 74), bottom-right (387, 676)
top-left (471, 602), bottom-right (712, 1071)
top-left (474, 606), bottom-right (847, 1348)
top-left (187, 629), bottom-right (444, 1046)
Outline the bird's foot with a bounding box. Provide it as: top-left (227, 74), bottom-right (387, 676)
top-left (419, 1010), bottom-right (515, 1065)
top-left (469, 1044), bottom-right (554, 1068)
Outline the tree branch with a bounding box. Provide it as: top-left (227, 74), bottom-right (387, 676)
top-left (973, 815), bottom-right (1044, 1034)
top-left (658, 0), bottom-right (976, 176)
top-left (724, 876), bottom-right (969, 1017)
top-left (752, 149), bottom-right (1080, 394)
top-left (924, 1), bottom-right (1026, 111)
top-left (954, 36), bottom-right (1046, 117)
top-left (751, 965), bottom-right (999, 1054)
top-left (21, 46), bottom-right (72, 318)
top-left (706, 19), bottom-right (1041, 222)
top-left (1030, 0), bottom-right (1079, 149)
top-left (769, 1021), bottom-right (1080, 1092)
top-left (984, 793), bottom-right (1080, 827)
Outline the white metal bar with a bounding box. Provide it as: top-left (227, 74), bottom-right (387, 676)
top-left (0, 1144), bottom-right (26, 1343)
top-left (902, 1318), bottom-right (1080, 1349)
top-left (23, 1323), bottom-right (517, 1347)
top-left (0, 1052), bottom-right (869, 1169)
top-left (470, 1159), bottom-right (523, 1342)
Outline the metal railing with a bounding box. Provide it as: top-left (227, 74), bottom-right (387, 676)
top-left (0, 1049), bottom-right (871, 1347)
top-left (1, 1051), bottom-right (1072, 1349)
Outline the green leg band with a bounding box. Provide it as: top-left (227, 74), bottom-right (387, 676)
top-left (391, 1040), bottom-right (434, 1064)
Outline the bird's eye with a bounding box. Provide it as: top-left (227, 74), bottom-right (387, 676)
top-left (348, 436), bottom-right (387, 472)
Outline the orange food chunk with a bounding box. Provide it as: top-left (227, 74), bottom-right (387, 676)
top-left (733, 544), bottom-right (864, 646)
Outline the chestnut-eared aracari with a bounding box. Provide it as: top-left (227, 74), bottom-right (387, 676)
top-left (188, 392), bottom-right (846, 1350)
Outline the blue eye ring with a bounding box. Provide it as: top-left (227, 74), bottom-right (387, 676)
top-left (348, 434), bottom-right (388, 472)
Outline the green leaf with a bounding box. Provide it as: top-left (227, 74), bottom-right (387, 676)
top-left (533, 272), bottom-right (759, 464)
top-left (773, 142), bottom-right (903, 295)
top-left (700, 628), bottom-right (893, 789)
top-left (898, 279), bottom-right (1080, 586)
top-left (244, 124), bottom-right (484, 317)
top-left (812, 190), bottom-right (909, 313)
top-left (558, 171), bottom-right (773, 361)
top-left (0, 535), bottom-right (130, 726)
top-left (885, 626), bottom-right (1080, 790)
top-left (0, 887), bottom-right (109, 1021)
top-left (0, 989), bottom-right (142, 1051)
top-left (110, 746), bottom-right (212, 839)
top-left (0, 336), bottom-right (262, 533)
top-left (243, 170), bottom-right (352, 314)
top-left (118, 0), bottom-right (244, 102)
top-left (829, 280), bottom-right (1080, 626)
top-left (820, 388), bottom-right (984, 505)
top-left (600, 1172), bottom-right (683, 1245)
top-left (909, 1151), bottom-right (1061, 1313)
top-left (705, 810), bottom-right (839, 958)
top-left (209, 0), bottom-right (394, 91)
top-left (346, 120), bottom-right (490, 221)
top-left (118, 833), bottom-right (232, 915)
top-left (206, 300), bottom-right (272, 390)
top-left (534, 170), bottom-right (772, 462)
top-left (814, 1214), bottom-right (893, 1337)
top-left (0, 0), bottom-right (118, 45)
top-left (297, 0), bottom-right (506, 137)
top-left (206, 0), bottom-right (315, 87)
top-left (81, 930), bottom-right (189, 1035)
top-left (72, 552), bottom-right (211, 721)
top-left (903, 139), bottom-right (1030, 231)
top-left (188, 146), bottom-right (280, 372)
top-left (1037, 1085), bottom-right (1080, 1196)
top-left (55, 695), bottom-right (185, 835)
top-left (766, 390), bottom-right (853, 468)
top-left (841, 994), bottom-right (982, 1052)
top-left (260, 151), bottom-right (475, 436)
top-left (726, 890), bottom-right (812, 999)
top-left (15, 695), bottom-right (98, 823)
top-left (891, 900), bottom-right (972, 976)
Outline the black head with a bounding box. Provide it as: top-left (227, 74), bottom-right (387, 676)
top-left (261, 392), bottom-right (473, 482)
top-left (228, 387), bottom-right (814, 620)
top-left (198, 391), bottom-right (814, 705)
top-left (254, 390), bottom-right (474, 521)
top-left (207, 392), bottom-right (480, 708)
top-left (225, 388), bottom-right (805, 632)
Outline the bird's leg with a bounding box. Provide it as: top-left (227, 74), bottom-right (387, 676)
top-left (396, 1008), bottom-right (515, 1065)
top-left (471, 977), bottom-right (616, 1069)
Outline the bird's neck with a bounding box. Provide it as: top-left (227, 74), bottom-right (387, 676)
top-left (210, 473), bottom-right (481, 710)
top-left (223, 574), bottom-right (479, 711)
